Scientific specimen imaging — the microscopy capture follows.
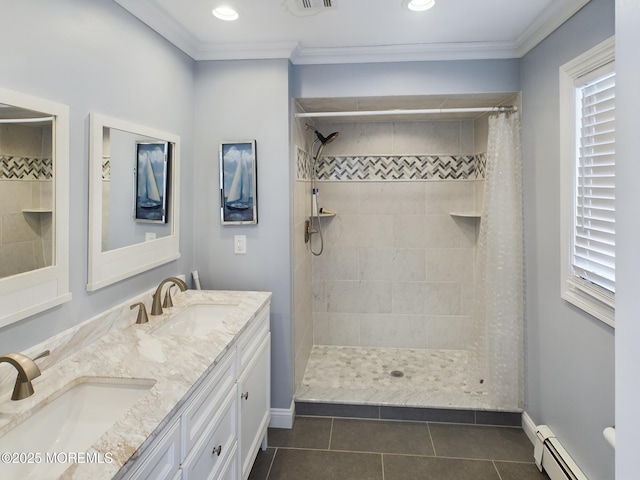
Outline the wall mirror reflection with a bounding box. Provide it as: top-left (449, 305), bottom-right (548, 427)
top-left (88, 113), bottom-right (180, 291)
top-left (0, 106), bottom-right (54, 278)
top-left (0, 87), bottom-right (70, 328)
top-left (101, 127), bottom-right (172, 252)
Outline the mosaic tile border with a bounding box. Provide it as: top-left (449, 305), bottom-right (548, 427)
top-left (102, 156), bottom-right (110, 180)
top-left (296, 151), bottom-right (487, 181)
top-left (0, 155), bottom-right (52, 180)
top-left (296, 145), bottom-right (311, 181)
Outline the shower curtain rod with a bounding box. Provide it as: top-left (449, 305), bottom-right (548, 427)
top-left (0, 116), bottom-right (54, 123)
top-left (295, 106), bottom-right (517, 119)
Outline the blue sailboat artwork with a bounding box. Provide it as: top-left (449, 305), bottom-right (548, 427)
top-left (136, 142), bottom-right (168, 222)
top-left (222, 142), bottom-right (256, 224)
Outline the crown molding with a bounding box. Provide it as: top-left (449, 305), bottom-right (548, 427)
top-left (191, 42), bottom-right (299, 62)
top-left (113, 0), bottom-right (201, 57)
top-left (115, 0), bottom-right (592, 64)
top-left (289, 41), bottom-right (518, 65)
top-left (515, 0), bottom-right (591, 56)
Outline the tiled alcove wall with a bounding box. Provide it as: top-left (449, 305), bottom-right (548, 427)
top-left (0, 123), bottom-right (53, 278)
top-left (303, 120), bottom-right (486, 351)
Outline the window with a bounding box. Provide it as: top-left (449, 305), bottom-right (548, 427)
top-left (560, 37), bottom-right (615, 327)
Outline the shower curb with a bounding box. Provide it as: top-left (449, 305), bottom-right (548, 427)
top-left (295, 401), bottom-right (522, 427)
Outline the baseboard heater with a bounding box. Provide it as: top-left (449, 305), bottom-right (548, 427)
top-left (534, 425), bottom-right (588, 480)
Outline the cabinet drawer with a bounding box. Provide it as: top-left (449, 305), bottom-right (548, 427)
top-left (182, 389), bottom-right (238, 480)
top-left (182, 348), bottom-right (236, 455)
top-left (237, 305), bottom-right (270, 369)
top-left (125, 419), bottom-right (181, 480)
top-left (215, 445), bottom-right (238, 480)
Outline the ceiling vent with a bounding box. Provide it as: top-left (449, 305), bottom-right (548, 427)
top-left (282, 0), bottom-right (336, 17)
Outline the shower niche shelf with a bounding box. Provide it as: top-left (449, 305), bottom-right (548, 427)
top-left (449, 212), bottom-right (481, 218)
top-left (22, 208), bottom-right (53, 214)
top-left (310, 209), bottom-right (337, 219)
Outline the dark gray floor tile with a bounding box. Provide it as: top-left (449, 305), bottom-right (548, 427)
top-left (494, 461), bottom-right (550, 480)
top-left (248, 447), bottom-right (276, 480)
top-left (429, 423), bottom-right (534, 462)
top-left (381, 406), bottom-right (475, 423)
top-left (383, 454), bottom-right (500, 480)
top-left (268, 416), bottom-right (332, 449)
top-left (296, 401), bottom-right (380, 418)
top-left (267, 449), bottom-right (383, 480)
top-left (330, 418), bottom-right (434, 456)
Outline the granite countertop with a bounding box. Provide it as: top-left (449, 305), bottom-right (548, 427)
top-left (0, 289), bottom-right (271, 480)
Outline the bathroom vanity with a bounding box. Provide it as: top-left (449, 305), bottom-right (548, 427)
top-left (120, 299), bottom-right (271, 480)
top-left (0, 288), bottom-right (271, 480)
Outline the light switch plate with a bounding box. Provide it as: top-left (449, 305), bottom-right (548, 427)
top-left (234, 235), bottom-right (246, 254)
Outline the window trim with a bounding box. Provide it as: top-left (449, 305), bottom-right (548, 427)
top-left (559, 36), bottom-right (615, 328)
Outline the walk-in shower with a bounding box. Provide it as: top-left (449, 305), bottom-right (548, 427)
top-left (292, 95), bottom-right (523, 414)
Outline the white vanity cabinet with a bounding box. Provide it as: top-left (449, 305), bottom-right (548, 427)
top-left (237, 310), bottom-right (271, 480)
top-left (119, 304), bottom-right (270, 480)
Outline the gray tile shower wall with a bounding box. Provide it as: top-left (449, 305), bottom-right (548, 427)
top-left (310, 180), bottom-right (480, 350)
top-left (300, 120), bottom-right (486, 351)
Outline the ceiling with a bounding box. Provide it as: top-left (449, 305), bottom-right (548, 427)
top-left (114, 0), bottom-right (591, 64)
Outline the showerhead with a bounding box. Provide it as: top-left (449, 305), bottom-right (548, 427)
top-left (306, 124), bottom-right (339, 145)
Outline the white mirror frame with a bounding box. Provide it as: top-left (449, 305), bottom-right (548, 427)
top-left (87, 113), bottom-right (180, 291)
top-left (0, 87), bottom-right (71, 328)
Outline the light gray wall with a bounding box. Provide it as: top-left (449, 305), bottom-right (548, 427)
top-left (0, 0), bottom-right (195, 353)
top-left (615, 0), bottom-right (640, 476)
top-left (293, 59), bottom-right (520, 98)
top-left (193, 59), bottom-right (293, 410)
top-left (520, 0), bottom-right (615, 478)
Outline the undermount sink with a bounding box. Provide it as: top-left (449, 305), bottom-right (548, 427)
top-left (153, 303), bottom-right (238, 337)
top-left (0, 377), bottom-right (154, 479)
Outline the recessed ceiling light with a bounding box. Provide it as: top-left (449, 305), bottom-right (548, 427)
top-left (405, 0), bottom-right (435, 12)
top-left (212, 5), bottom-right (239, 21)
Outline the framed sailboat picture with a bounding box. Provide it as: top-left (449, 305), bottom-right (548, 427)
top-left (220, 140), bottom-right (257, 225)
top-left (134, 141), bottom-right (169, 223)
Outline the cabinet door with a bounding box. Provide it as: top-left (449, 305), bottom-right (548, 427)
top-left (124, 419), bottom-right (181, 480)
top-left (237, 333), bottom-right (270, 480)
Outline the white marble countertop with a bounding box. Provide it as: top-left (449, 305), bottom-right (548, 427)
top-left (0, 289), bottom-right (271, 480)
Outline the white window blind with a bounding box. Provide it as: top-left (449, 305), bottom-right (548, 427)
top-left (573, 68), bottom-right (615, 296)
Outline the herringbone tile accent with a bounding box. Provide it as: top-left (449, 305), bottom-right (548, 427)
top-left (295, 151), bottom-right (487, 182)
top-left (0, 155), bottom-right (52, 179)
top-left (315, 155), bottom-right (481, 181)
top-left (102, 156), bottom-right (111, 180)
top-left (296, 146), bottom-right (311, 180)
top-left (475, 153), bottom-right (487, 179)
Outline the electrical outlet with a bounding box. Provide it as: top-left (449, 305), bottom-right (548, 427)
top-left (145, 232), bottom-right (156, 242)
top-left (234, 235), bottom-right (246, 254)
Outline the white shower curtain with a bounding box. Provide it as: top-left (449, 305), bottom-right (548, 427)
top-left (472, 112), bottom-right (524, 410)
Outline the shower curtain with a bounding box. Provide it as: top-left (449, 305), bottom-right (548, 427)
top-left (471, 112), bottom-right (524, 410)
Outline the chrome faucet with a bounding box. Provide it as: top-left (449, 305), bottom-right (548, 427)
top-left (0, 350), bottom-right (50, 400)
top-left (150, 277), bottom-right (188, 315)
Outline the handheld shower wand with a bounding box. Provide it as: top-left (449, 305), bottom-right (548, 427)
top-left (305, 124), bottom-right (340, 256)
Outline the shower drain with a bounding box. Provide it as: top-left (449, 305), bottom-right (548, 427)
top-left (390, 370), bottom-right (404, 378)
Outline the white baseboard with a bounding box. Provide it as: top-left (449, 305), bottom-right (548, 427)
top-left (522, 411), bottom-right (538, 445)
top-left (270, 401), bottom-right (295, 429)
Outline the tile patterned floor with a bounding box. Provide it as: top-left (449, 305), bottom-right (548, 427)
top-left (249, 416), bottom-right (549, 480)
top-left (297, 346), bottom-right (492, 410)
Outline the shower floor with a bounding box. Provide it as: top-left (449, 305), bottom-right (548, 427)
top-left (296, 346), bottom-right (492, 410)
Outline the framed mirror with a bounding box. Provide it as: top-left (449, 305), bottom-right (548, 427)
top-left (87, 113), bottom-right (180, 291)
top-left (0, 87), bottom-right (70, 328)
